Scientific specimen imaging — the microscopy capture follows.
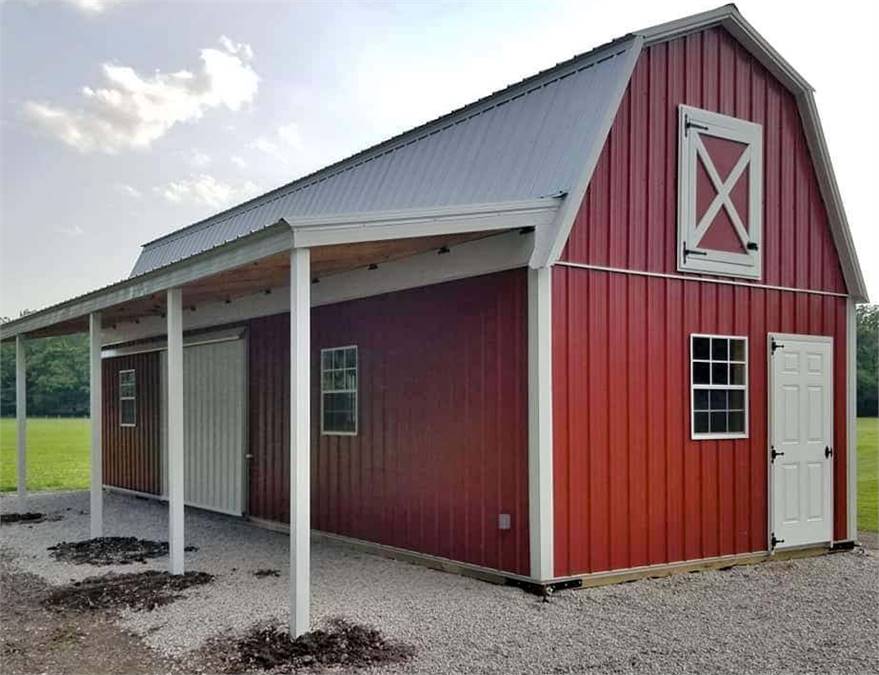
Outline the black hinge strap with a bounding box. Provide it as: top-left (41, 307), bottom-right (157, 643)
top-left (771, 338), bottom-right (785, 354)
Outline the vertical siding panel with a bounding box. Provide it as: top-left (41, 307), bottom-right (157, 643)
top-left (101, 352), bottom-right (161, 495)
top-left (682, 281), bottom-right (702, 560)
top-left (666, 279), bottom-right (685, 561)
top-left (248, 270), bottom-right (529, 575)
top-left (647, 277), bottom-right (667, 565)
top-left (628, 275), bottom-right (648, 568)
top-left (589, 271), bottom-right (610, 572)
top-left (608, 273), bottom-right (629, 569)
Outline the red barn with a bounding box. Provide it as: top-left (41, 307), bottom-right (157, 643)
top-left (2, 5), bottom-right (867, 634)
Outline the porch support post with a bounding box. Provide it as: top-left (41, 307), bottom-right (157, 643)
top-left (527, 266), bottom-right (554, 581)
top-left (89, 312), bottom-right (103, 538)
top-left (289, 247), bottom-right (311, 637)
top-left (167, 288), bottom-right (185, 575)
top-left (15, 335), bottom-right (26, 500)
top-left (846, 298), bottom-right (857, 542)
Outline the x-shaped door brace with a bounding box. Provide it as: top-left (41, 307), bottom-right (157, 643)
top-left (692, 133), bottom-right (752, 249)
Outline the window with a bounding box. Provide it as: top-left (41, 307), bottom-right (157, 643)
top-left (690, 335), bottom-right (748, 439)
top-left (119, 369), bottom-right (136, 427)
top-left (320, 346), bottom-right (358, 435)
top-left (678, 105), bottom-right (763, 279)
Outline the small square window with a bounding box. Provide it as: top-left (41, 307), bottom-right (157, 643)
top-left (690, 335), bottom-right (748, 440)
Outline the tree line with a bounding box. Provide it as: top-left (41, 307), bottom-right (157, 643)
top-left (1, 305), bottom-right (877, 417)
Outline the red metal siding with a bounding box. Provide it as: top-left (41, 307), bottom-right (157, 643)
top-left (102, 353), bottom-right (161, 495)
top-left (247, 270), bottom-right (530, 575)
top-left (560, 27), bottom-right (847, 295)
top-left (552, 267), bottom-right (848, 577)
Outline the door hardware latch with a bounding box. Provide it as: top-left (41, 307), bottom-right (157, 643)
top-left (770, 446), bottom-right (784, 462)
top-left (771, 533), bottom-right (785, 549)
top-left (825, 446), bottom-right (833, 459)
top-left (746, 242), bottom-right (759, 251)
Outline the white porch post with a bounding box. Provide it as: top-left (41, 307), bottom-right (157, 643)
top-left (167, 288), bottom-right (185, 575)
top-left (528, 266), bottom-right (554, 581)
top-left (15, 335), bottom-right (26, 500)
top-left (289, 247), bottom-right (311, 637)
top-left (89, 313), bottom-right (103, 538)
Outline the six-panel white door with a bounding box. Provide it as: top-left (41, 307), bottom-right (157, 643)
top-left (769, 334), bottom-right (833, 549)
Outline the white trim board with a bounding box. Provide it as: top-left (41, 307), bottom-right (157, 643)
top-left (554, 261), bottom-right (850, 299)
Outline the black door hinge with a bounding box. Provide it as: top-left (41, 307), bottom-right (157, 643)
top-left (825, 446), bottom-right (833, 459)
top-left (771, 533), bottom-right (785, 549)
top-left (683, 243), bottom-right (707, 258)
top-left (770, 446), bottom-right (784, 462)
top-left (771, 337), bottom-right (785, 354)
top-left (685, 116), bottom-right (709, 136)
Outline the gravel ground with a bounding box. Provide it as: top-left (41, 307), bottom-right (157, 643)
top-left (2, 490), bottom-right (878, 674)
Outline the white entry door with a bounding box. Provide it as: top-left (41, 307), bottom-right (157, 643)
top-left (769, 334), bottom-right (833, 550)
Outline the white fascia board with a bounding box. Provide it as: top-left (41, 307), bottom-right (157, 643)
top-left (533, 36), bottom-right (644, 268)
top-left (290, 199), bottom-right (560, 248)
top-left (796, 93), bottom-right (868, 302)
top-left (0, 224), bottom-right (293, 341)
top-left (638, 6), bottom-right (813, 91)
top-left (103, 229), bottom-right (534, 345)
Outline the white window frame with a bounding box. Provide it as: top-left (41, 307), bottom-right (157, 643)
top-left (678, 104), bottom-right (763, 279)
top-left (690, 334), bottom-right (749, 441)
top-left (320, 345), bottom-right (358, 436)
top-left (119, 368), bottom-right (136, 428)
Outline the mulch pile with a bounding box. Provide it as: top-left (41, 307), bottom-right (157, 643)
top-left (253, 568), bottom-right (281, 578)
top-left (47, 537), bottom-right (197, 565)
top-left (44, 570), bottom-right (214, 612)
top-left (208, 618), bottom-right (415, 673)
top-left (0, 512), bottom-right (47, 524)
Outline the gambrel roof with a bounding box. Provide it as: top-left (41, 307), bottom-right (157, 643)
top-left (128, 4), bottom-right (866, 301)
top-left (131, 36), bottom-right (639, 276)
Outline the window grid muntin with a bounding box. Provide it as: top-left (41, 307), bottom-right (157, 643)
top-left (690, 334), bottom-right (748, 439)
top-left (320, 346), bottom-right (358, 436)
top-left (119, 369), bottom-right (136, 427)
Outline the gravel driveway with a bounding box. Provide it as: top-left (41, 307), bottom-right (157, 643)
top-left (2, 491), bottom-right (877, 674)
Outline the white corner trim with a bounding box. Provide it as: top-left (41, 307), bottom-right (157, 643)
top-left (535, 35), bottom-right (644, 268)
top-left (166, 288), bottom-right (185, 576)
top-left (846, 299), bottom-right (858, 541)
top-left (290, 199), bottom-right (560, 248)
top-left (528, 266), bottom-right (554, 581)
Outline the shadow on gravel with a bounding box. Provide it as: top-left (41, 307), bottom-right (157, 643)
top-left (48, 537), bottom-right (198, 565)
top-left (1, 512), bottom-right (48, 524)
top-left (201, 618), bottom-right (415, 673)
top-left (44, 570), bottom-right (214, 612)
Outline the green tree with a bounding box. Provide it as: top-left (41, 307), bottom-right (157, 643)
top-left (858, 304), bottom-right (879, 417)
top-left (0, 334), bottom-right (89, 417)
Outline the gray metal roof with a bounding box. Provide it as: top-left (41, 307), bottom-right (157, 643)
top-left (130, 37), bottom-right (638, 276)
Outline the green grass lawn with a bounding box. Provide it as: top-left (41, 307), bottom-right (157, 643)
top-left (857, 417), bottom-right (878, 533)
top-left (0, 417), bottom-right (90, 492)
top-left (0, 416), bottom-right (877, 531)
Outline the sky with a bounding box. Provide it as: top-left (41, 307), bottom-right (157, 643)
top-left (1, 0), bottom-right (877, 319)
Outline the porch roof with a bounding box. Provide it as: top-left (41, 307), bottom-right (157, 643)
top-left (0, 197), bottom-right (560, 341)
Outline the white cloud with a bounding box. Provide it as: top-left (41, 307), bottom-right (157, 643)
top-left (23, 36), bottom-right (259, 154)
top-left (60, 0), bottom-right (129, 13)
top-left (230, 154), bottom-right (248, 169)
top-left (155, 174), bottom-right (260, 209)
top-left (248, 121), bottom-right (302, 162)
top-left (114, 182), bottom-right (142, 198)
top-left (56, 224), bottom-right (85, 236)
top-left (188, 149), bottom-right (212, 168)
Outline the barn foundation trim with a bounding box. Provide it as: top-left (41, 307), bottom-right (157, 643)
top-left (166, 288), bottom-right (185, 575)
top-left (15, 334), bottom-right (26, 500)
top-left (289, 247), bottom-right (311, 638)
top-left (89, 312), bottom-right (103, 538)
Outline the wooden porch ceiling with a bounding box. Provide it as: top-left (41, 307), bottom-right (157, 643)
top-left (26, 231), bottom-right (495, 338)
